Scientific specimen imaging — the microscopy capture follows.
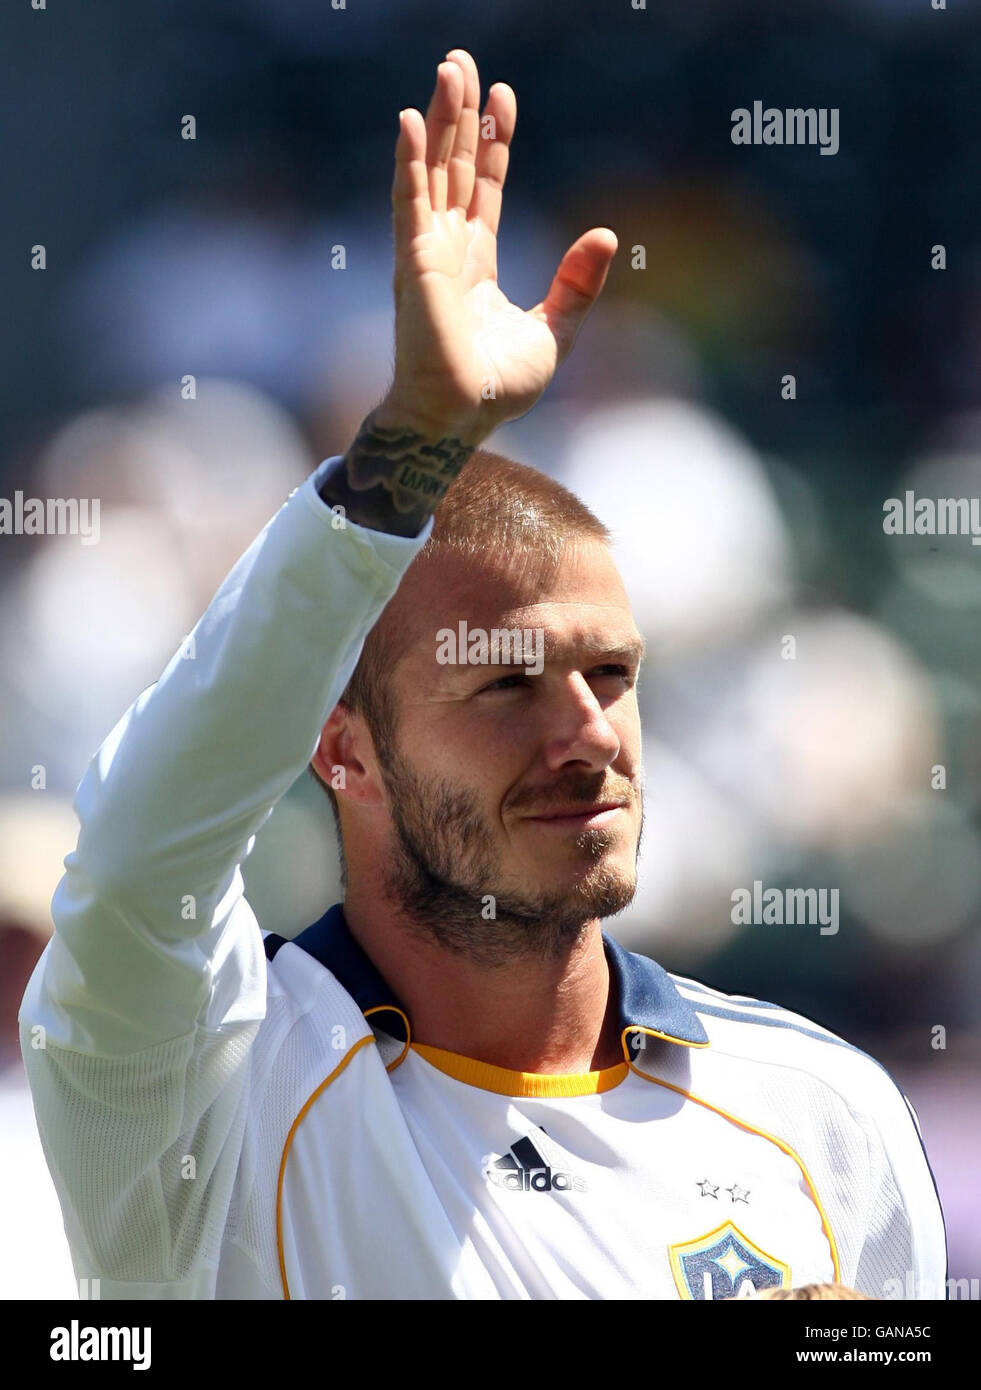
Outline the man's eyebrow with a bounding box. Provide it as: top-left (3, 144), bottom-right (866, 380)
top-left (427, 629), bottom-right (647, 678)
top-left (538, 632), bottom-right (647, 663)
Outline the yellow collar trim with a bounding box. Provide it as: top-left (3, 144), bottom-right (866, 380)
top-left (410, 1042), bottom-right (628, 1097)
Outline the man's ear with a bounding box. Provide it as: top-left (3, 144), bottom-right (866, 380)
top-left (311, 702), bottom-right (385, 806)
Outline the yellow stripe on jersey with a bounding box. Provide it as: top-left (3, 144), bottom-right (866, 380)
top-left (411, 1042), bottom-right (628, 1097)
top-left (277, 1034), bottom-right (376, 1300)
top-left (364, 1004), bottom-right (412, 1071)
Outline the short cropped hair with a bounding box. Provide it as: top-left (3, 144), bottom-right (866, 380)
top-left (313, 448), bottom-right (611, 869)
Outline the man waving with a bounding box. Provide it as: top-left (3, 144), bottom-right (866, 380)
top-left (21, 50), bottom-right (944, 1300)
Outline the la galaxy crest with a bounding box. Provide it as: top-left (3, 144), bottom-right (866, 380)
top-left (669, 1221), bottom-right (790, 1300)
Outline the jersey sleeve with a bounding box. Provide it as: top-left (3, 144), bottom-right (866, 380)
top-left (18, 460), bottom-right (433, 1297)
top-left (852, 1078), bottom-right (947, 1300)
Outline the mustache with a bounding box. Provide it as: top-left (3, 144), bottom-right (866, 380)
top-left (506, 772), bottom-right (638, 816)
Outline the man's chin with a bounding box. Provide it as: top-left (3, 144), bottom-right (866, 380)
top-left (514, 840), bottom-right (637, 885)
top-left (501, 862), bottom-right (638, 923)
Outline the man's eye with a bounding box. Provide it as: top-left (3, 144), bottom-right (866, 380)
top-left (590, 664), bottom-right (633, 683)
top-left (479, 673), bottom-right (528, 693)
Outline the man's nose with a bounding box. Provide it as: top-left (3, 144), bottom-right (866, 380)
top-left (541, 673), bottom-right (621, 773)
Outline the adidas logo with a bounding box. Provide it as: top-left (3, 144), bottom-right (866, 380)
top-left (484, 1130), bottom-right (588, 1193)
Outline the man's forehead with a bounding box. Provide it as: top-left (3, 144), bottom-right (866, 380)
top-left (396, 541), bottom-right (643, 666)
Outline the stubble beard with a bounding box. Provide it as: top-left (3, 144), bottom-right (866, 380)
top-left (378, 744), bottom-right (642, 967)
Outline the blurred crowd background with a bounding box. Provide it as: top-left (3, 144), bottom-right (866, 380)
top-left (2, 0), bottom-right (979, 1297)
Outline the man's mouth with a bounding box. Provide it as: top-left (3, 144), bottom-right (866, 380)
top-left (523, 802), bottom-right (626, 829)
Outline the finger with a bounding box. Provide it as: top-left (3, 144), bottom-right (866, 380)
top-left (444, 48), bottom-right (481, 215)
top-left (469, 82), bottom-right (516, 238)
top-left (423, 60), bottom-right (464, 213)
top-left (537, 228), bottom-right (618, 362)
top-left (392, 107), bottom-right (432, 249)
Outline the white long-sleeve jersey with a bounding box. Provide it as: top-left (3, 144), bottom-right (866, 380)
top-left (19, 460), bottom-right (947, 1300)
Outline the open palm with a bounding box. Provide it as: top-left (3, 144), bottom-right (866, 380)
top-left (387, 50), bottom-right (618, 439)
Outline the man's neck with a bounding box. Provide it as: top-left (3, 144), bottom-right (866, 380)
top-left (342, 892), bottom-right (623, 1074)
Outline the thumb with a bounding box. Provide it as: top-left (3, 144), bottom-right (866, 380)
top-left (537, 228), bottom-right (618, 363)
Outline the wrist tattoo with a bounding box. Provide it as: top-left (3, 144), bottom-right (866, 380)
top-left (318, 412), bottom-right (475, 537)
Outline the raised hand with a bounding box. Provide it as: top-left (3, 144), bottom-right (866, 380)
top-left (320, 49), bottom-right (617, 535)
top-left (383, 49), bottom-right (618, 442)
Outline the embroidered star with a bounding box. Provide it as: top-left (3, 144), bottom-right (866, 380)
top-left (697, 1178), bottom-right (719, 1198)
top-left (717, 1244), bottom-right (750, 1281)
top-left (727, 1183), bottom-right (750, 1204)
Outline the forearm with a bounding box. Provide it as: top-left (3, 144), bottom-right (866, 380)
top-left (317, 398), bottom-right (487, 537)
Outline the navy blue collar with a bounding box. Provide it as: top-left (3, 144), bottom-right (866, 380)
top-left (265, 902), bottom-right (708, 1050)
